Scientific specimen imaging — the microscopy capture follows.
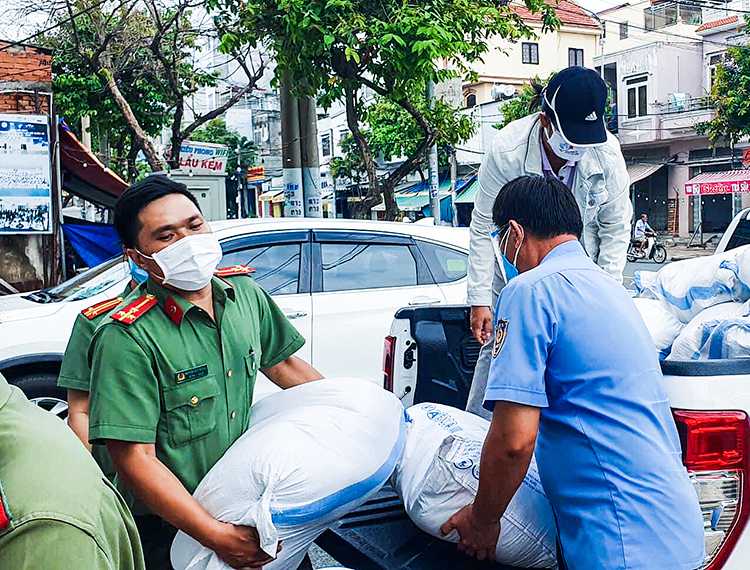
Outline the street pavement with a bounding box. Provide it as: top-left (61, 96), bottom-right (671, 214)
top-left (624, 260), bottom-right (658, 290)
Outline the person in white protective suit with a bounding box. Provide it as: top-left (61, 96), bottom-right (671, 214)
top-left (465, 66), bottom-right (632, 419)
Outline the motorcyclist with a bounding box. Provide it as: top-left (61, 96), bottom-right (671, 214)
top-left (633, 213), bottom-right (655, 256)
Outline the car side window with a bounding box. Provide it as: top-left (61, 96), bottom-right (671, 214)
top-left (416, 240), bottom-right (468, 283)
top-left (726, 219), bottom-right (750, 252)
top-left (321, 243), bottom-right (418, 292)
top-left (221, 243), bottom-right (301, 295)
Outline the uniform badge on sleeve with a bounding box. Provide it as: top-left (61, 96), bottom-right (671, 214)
top-left (492, 319), bottom-right (509, 358)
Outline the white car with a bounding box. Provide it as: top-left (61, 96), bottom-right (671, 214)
top-left (0, 218), bottom-right (469, 411)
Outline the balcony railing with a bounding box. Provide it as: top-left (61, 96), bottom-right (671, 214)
top-left (654, 95), bottom-right (713, 115)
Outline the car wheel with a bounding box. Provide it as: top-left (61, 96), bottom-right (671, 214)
top-left (13, 372), bottom-right (68, 419)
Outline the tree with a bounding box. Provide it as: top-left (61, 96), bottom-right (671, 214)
top-left (43, 8), bottom-right (173, 180)
top-left (211, 0), bottom-right (558, 220)
top-left (332, 92), bottom-right (476, 193)
top-left (25, 0), bottom-right (266, 172)
top-left (698, 18), bottom-right (750, 148)
top-left (494, 76), bottom-right (549, 130)
top-left (190, 118), bottom-right (258, 173)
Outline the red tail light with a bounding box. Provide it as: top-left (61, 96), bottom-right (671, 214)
top-left (383, 336), bottom-right (396, 392)
top-left (673, 410), bottom-right (750, 569)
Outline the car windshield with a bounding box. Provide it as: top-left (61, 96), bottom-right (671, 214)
top-left (29, 256), bottom-right (128, 303)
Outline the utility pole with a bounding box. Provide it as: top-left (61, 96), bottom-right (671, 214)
top-left (299, 95), bottom-right (322, 218)
top-left (449, 146), bottom-right (458, 227)
top-left (280, 76), bottom-right (303, 217)
top-left (81, 115), bottom-right (92, 149)
top-left (426, 81), bottom-right (442, 225)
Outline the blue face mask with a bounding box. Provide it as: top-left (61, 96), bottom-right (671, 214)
top-left (490, 226), bottom-right (523, 283)
top-left (128, 258), bottom-right (149, 284)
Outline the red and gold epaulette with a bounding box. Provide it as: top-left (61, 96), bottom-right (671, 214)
top-left (214, 265), bottom-right (255, 277)
top-left (81, 296), bottom-right (124, 321)
top-left (0, 493), bottom-right (10, 530)
top-left (111, 294), bottom-right (158, 325)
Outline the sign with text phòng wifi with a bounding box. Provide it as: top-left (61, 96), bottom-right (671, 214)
top-left (178, 141), bottom-right (229, 173)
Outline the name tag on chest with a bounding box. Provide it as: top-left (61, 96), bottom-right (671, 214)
top-left (175, 365), bottom-right (209, 383)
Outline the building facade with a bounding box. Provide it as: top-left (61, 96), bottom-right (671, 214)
top-left (0, 40), bottom-right (56, 291)
top-left (464, 0), bottom-right (601, 108)
top-left (595, 0), bottom-right (750, 238)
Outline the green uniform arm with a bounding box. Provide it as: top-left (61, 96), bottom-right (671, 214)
top-left (0, 520), bottom-right (114, 570)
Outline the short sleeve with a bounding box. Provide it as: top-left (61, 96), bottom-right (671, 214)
top-left (252, 285), bottom-right (305, 369)
top-left (483, 280), bottom-right (555, 411)
top-left (58, 314), bottom-right (97, 391)
top-left (88, 325), bottom-right (160, 444)
top-left (0, 520), bottom-right (112, 569)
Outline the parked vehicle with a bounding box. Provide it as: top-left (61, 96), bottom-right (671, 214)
top-left (627, 231), bottom-right (667, 263)
top-left (318, 209), bottom-right (750, 570)
top-left (0, 219), bottom-right (469, 414)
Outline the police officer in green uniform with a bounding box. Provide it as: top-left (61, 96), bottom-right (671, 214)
top-left (88, 175), bottom-right (323, 569)
top-left (58, 262), bottom-right (146, 476)
top-left (0, 372), bottom-right (145, 569)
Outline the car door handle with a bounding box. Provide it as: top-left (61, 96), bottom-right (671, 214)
top-left (283, 310), bottom-right (308, 320)
top-left (408, 296), bottom-right (442, 306)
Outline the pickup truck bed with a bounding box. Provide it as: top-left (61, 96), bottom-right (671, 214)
top-left (319, 303), bottom-right (750, 569)
top-left (318, 305), bottom-right (531, 570)
top-left (318, 488), bottom-right (527, 570)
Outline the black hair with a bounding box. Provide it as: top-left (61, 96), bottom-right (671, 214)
top-left (114, 174), bottom-right (200, 248)
top-left (492, 175), bottom-right (583, 239)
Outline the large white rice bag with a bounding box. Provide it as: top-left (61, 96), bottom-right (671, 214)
top-left (668, 302), bottom-right (750, 360)
top-left (171, 378), bottom-right (406, 570)
top-left (648, 245), bottom-right (750, 323)
top-left (632, 270), bottom-right (660, 299)
top-left (395, 403), bottom-right (557, 568)
top-left (633, 298), bottom-right (684, 359)
top-left (699, 316), bottom-right (750, 359)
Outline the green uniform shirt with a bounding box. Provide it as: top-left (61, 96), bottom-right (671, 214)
top-left (58, 283), bottom-right (133, 478)
top-left (58, 283), bottom-right (133, 392)
top-left (88, 274), bottom-right (305, 494)
top-left (0, 373), bottom-right (145, 570)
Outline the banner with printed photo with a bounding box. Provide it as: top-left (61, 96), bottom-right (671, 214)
top-left (0, 114), bottom-right (53, 234)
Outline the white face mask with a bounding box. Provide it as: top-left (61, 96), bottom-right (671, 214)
top-left (547, 127), bottom-right (588, 163)
top-left (139, 233), bottom-right (222, 291)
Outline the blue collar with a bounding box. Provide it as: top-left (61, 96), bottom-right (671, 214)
top-left (541, 239), bottom-right (584, 263)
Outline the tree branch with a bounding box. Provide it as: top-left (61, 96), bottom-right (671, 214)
top-left (98, 59), bottom-right (164, 171)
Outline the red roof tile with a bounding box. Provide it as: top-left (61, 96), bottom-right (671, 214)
top-left (513, 0), bottom-right (599, 29)
top-left (696, 15), bottom-right (739, 32)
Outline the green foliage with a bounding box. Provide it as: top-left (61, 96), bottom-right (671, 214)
top-left (211, 0), bottom-right (558, 105)
top-left (332, 90), bottom-right (476, 180)
top-left (494, 76), bottom-right (549, 130)
top-left (210, 0), bottom-right (559, 217)
top-left (190, 119), bottom-right (258, 173)
top-left (41, 7), bottom-right (173, 179)
top-left (697, 17), bottom-right (750, 147)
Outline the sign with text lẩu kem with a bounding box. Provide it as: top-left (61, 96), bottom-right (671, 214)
top-left (178, 141), bottom-right (229, 173)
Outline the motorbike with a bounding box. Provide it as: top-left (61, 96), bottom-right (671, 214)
top-left (627, 231), bottom-right (667, 263)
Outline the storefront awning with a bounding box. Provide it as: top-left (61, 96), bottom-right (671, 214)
top-left (372, 192), bottom-right (430, 212)
top-left (685, 170), bottom-right (750, 196)
top-left (59, 120), bottom-right (129, 208)
top-left (627, 163), bottom-right (664, 185)
top-left (455, 178), bottom-right (479, 204)
top-left (259, 189), bottom-right (284, 202)
top-left (373, 178), bottom-right (471, 211)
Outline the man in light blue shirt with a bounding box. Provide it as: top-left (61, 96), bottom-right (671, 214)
top-left (442, 175), bottom-right (704, 569)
